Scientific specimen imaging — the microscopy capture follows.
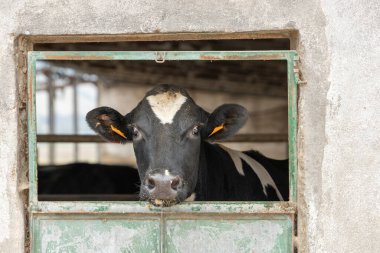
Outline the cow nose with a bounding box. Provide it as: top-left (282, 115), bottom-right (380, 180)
top-left (146, 174), bottom-right (182, 191)
top-left (145, 174), bottom-right (182, 199)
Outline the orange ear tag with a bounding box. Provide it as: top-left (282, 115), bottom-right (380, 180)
top-left (110, 125), bottom-right (127, 139)
top-left (208, 123), bottom-right (224, 137)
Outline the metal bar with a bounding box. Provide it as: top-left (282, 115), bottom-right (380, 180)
top-left (37, 133), bottom-right (289, 143)
top-left (28, 51), bottom-right (38, 205)
top-left (95, 81), bottom-right (101, 163)
top-left (47, 76), bottom-right (55, 164)
top-left (288, 55), bottom-right (298, 202)
top-left (37, 134), bottom-right (103, 142)
top-left (30, 50), bottom-right (297, 61)
top-left (30, 201), bottom-right (297, 214)
top-left (225, 133), bottom-right (288, 143)
top-left (73, 79), bottom-right (78, 161)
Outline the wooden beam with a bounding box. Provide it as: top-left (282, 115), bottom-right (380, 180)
top-left (25, 31), bottom-right (293, 44)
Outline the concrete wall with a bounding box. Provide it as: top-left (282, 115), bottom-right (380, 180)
top-left (0, 0), bottom-right (379, 252)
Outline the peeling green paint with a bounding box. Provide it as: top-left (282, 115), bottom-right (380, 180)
top-left (32, 201), bottom-right (296, 214)
top-left (191, 206), bottom-right (202, 212)
top-left (33, 217), bottom-right (160, 252)
top-left (94, 206), bottom-right (109, 212)
top-left (165, 216), bottom-right (292, 253)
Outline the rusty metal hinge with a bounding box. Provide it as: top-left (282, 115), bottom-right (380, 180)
top-left (297, 80), bottom-right (307, 85)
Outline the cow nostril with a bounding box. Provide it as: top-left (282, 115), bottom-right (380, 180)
top-left (147, 177), bottom-right (155, 190)
top-left (171, 177), bottom-right (181, 190)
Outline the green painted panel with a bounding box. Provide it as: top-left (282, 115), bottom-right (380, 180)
top-left (32, 218), bottom-right (160, 253)
top-left (165, 217), bottom-right (292, 253)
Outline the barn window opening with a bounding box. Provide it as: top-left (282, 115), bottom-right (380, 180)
top-left (31, 39), bottom-right (294, 202)
top-left (27, 37), bottom-right (298, 253)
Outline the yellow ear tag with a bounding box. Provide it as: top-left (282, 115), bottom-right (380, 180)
top-left (208, 123), bottom-right (224, 137)
top-left (110, 125), bottom-right (127, 139)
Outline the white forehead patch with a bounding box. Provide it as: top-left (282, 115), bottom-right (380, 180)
top-left (146, 92), bottom-right (187, 124)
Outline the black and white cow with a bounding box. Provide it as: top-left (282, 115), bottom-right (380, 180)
top-left (86, 84), bottom-right (288, 206)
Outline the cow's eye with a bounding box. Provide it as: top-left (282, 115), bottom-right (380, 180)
top-left (132, 126), bottom-right (140, 139)
top-left (192, 125), bottom-right (200, 136)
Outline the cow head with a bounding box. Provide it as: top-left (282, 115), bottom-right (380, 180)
top-left (86, 84), bottom-right (248, 206)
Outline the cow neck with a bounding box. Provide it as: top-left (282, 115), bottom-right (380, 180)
top-left (195, 141), bottom-right (236, 201)
top-left (194, 141), bottom-right (208, 201)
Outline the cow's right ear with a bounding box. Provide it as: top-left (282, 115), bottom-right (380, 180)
top-left (202, 104), bottom-right (248, 141)
top-left (86, 106), bottom-right (130, 143)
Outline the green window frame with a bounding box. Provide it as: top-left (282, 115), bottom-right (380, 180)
top-left (28, 50), bottom-right (299, 252)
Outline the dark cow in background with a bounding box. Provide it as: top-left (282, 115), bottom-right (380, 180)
top-left (86, 84), bottom-right (288, 206)
top-left (38, 163), bottom-right (140, 200)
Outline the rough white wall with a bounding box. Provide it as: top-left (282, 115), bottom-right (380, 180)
top-left (319, 0), bottom-right (380, 252)
top-left (0, 1), bottom-right (27, 252)
top-left (0, 0), bottom-right (379, 252)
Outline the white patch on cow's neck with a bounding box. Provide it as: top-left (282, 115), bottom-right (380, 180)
top-left (164, 169), bottom-right (170, 176)
top-left (219, 145), bottom-right (284, 201)
top-left (185, 193), bottom-right (196, 202)
top-left (146, 92), bottom-right (187, 124)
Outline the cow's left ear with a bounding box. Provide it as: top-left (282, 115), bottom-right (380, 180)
top-left (202, 104), bottom-right (248, 141)
top-left (86, 106), bottom-right (131, 143)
